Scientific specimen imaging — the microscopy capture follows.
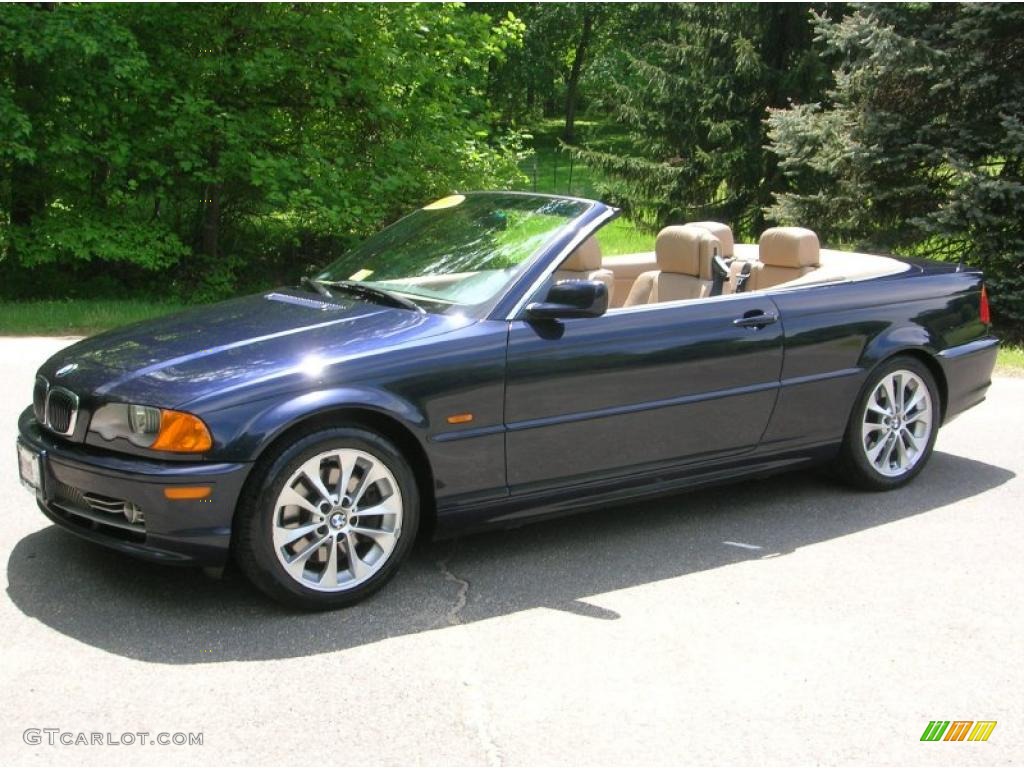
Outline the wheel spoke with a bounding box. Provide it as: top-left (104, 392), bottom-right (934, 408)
top-left (354, 494), bottom-right (402, 519)
top-left (880, 434), bottom-right (898, 469)
top-left (907, 403), bottom-right (931, 429)
top-left (319, 537), bottom-right (340, 587)
top-left (862, 421), bottom-right (886, 441)
top-left (345, 532), bottom-right (366, 580)
top-left (351, 525), bottom-right (397, 550)
top-left (284, 535), bottom-right (326, 579)
top-left (351, 463), bottom-right (386, 509)
top-left (276, 521), bottom-right (323, 548)
top-left (892, 433), bottom-right (908, 469)
top-left (866, 435), bottom-right (890, 466)
top-left (883, 377), bottom-right (898, 414)
top-left (278, 485), bottom-right (321, 516)
top-left (299, 457), bottom-right (334, 506)
top-left (901, 427), bottom-right (921, 454)
top-left (334, 453), bottom-right (354, 504)
top-left (866, 397), bottom-right (891, 417)
top-left (903, 386), bottom-right (926, 416)
top-left (894, 373), bottom-right (906, 413)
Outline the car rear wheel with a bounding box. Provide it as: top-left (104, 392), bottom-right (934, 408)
top-left (235, 427), bottom-right (419, 610)
top-left (835, 356), bottom-right (940, 491)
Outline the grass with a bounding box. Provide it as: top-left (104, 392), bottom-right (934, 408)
top-left (996, 345), bottom-right (1024, 376)
top-left (0, 299), bottom-right (186, 337)
top-left (596, 217), bottom-right (652, 256)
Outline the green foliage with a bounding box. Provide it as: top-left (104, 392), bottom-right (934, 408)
top-left (571, 4), bottom-right (833, 237)
top-left (0, 3), bottom-right (525, 302)
top-left (482, 4), bottom-right (593, 123)
top-left (767, 4), bottom-right (1024, 331)
top-left (4, 1), bottom-right (1022, 342)
top-left (514, 120), bottom-right (654, 255)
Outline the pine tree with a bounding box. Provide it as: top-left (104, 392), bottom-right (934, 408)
top-left (767, 4), bottom-right (1024, 333)
top-left (573, 4), bottom-right (831, 237)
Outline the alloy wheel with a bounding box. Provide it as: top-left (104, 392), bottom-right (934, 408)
top-left (860, 369), bottom-right (934, 478)
top-left (271, 448), bottom-right (403, 591)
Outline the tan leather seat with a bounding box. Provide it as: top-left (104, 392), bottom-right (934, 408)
top-left (554, 236), bottom-right (614, 302)
top-left (623, 226), bottom-right (717, 306)
top-left (727, 226), bottom-right (819, 293)
top-left (687, 221), bottom-right (734, 260)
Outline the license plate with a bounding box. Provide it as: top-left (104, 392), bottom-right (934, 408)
top-left (17, 441), bottom-right (41, 495)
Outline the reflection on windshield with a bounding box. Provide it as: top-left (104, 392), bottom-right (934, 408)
top-left (316, 193), bottom-right (591, 315)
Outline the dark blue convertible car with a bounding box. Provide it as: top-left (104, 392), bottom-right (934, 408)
top-left (16, 192), bottom-right (998, 608)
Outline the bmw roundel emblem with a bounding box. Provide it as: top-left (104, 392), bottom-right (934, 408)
top-left (55, 363), bottom-right (79, 378)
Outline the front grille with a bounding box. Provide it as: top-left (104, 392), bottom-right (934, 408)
top-left (83, 492), bottom-right (145, 525)
top-left (33, 376), bottom-right (48, 422)
top-left (45, 388), bottom-right (78, 435)
top-left (53, 480), bottom-right (88, 509)
top-left (51, 480), bottom-right (146, 540)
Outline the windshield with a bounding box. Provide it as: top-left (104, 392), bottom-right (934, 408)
top-left (314, 193), bottom-right (592, 315)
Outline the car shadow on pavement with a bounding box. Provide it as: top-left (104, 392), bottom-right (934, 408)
top-left (6, 450), bottom-right (1014, 664)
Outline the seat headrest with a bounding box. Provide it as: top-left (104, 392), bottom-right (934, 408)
top-left (561, 236), bottom-right (602, 271)
top-left (687, 221), bottom-right (734, 257)
top-left (759, 227), bottom-right (819, 268)
top-left (656, 226), bottom-right (721, 277)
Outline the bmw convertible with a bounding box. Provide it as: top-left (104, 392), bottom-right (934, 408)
top-left (16, 192), bottom-right (998, 608)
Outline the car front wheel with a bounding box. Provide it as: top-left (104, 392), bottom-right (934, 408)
top-left (235, 427), bottom-right (419, 610)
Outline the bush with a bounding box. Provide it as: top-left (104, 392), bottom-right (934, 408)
top-left (0, 3), bottom-right (526, 302)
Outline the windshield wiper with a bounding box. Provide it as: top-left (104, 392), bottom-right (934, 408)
top-left (300, 276), bottom-right (333, 298)
top-left (308, 279), bottom-right (425, 314)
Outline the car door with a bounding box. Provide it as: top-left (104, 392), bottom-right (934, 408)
top-left (504, 295), bottom-right (784, 493)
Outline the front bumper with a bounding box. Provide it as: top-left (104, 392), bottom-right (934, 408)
top-left (17, 407), bottom-right (252, 566)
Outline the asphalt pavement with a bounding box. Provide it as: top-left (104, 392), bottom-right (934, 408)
top-left (0, 336), bottom-right (1021, 766)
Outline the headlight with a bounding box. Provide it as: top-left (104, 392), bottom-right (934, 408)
top-left (90, 404), bottom-right (212, 453)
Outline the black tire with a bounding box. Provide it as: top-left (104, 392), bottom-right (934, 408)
top-left (234, 427), bottom-right (419, 610)
top-left (834, 355), bottom-right (941, 491)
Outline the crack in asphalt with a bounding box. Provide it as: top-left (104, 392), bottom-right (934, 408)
top-left (435, 542), bottom-right (502, 765)
top-left (436, 542), bottom-right (469, 626)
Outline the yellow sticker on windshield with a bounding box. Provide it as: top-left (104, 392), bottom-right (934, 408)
top-left (349, 268), bottom-right (374, 281)
top-left (422, 194), bottom-right (465, 210)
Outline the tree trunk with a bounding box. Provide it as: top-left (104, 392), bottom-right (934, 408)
top-left (201, 184), bottom-right (221, 259)
top-left (563, 10), bottom-right (594, 143)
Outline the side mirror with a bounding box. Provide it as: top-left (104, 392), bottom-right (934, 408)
top-left (525, 280), bottom-right (608, 320)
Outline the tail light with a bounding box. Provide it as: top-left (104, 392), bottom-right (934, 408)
top-left (980, 284), bottom-right (991, 326)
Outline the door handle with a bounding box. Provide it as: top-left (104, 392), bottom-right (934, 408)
top-left (733, 310), bottom-right (779, 329)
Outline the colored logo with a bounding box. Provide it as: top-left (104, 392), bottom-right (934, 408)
top-left (921, 721), bottom-right (997, 742)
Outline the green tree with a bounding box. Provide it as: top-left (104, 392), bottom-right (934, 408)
top-left (483, 3), bottom-right (624, 139)
top-left (573, 3), bottom-right (833, 235)
top-left (0, 3), bottom-right (524, 301)
top-left (766, 3), bottom-right (1024, 331)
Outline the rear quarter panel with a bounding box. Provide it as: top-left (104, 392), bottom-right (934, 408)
top-left (762, 267), bottom-right (988, 449)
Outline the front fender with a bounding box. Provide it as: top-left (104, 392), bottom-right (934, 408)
top-left (206, 385), bottom-right (428, 462)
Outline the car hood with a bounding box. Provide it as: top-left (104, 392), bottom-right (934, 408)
top-left (39, 289), bottom-right (472, 409)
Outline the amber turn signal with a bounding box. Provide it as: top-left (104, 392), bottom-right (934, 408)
top-left (163, 486), bottom-right (212, 500)
top-left (151, 410), bottom-right (213, 453)
top-left (446, 412), bottom-right (474, 424)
